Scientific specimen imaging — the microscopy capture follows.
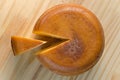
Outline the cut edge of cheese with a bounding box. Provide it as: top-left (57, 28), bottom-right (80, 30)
top-left (35, 36), bottom-right (69, 55)
top-left (11, 36), bottom-right (46, 56)
top-left (33, 31), bottom-right (67, 40)
top-left (32, 31), bottom-right (69, 55)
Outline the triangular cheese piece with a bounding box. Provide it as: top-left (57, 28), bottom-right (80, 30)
top-left (11, 36), bottom-right (45, 55)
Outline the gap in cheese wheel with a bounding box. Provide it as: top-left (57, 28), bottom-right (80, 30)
top-left (33, 33), bottom-right (69, 54)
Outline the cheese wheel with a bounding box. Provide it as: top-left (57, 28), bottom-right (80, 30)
top-left (33, 4), bottom-right (105, 75)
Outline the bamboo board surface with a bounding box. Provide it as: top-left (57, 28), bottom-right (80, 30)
top-left (0, 0), bottom-right (120, 80)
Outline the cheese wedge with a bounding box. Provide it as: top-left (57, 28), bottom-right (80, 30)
top-left (11, 36), bottom-right (45, 55)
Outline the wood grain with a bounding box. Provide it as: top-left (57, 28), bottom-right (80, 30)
top-left (0, 0), bottom-right (120, 80)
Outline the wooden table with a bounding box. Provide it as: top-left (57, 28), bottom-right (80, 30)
top-left (0, 0), bottom-right (120, 80)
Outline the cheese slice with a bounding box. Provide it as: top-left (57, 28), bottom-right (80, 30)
top-left (11, 36), bottom-right (45, 55)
